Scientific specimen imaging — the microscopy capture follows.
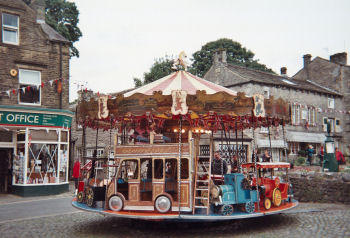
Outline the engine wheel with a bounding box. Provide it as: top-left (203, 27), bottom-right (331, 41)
top-left (245, 201), bottom-right (255, 214)
top-left (77, 191), bottom-right (84, 203)
top-left (86, 187), bottom-right (95, 207)
top-left (220, 204), bottom-right (233, 216)
top-left (109, 195), bottom-right (124, 212)
top-left (272, 188), bottom-right (282, 207)
top-left (155, 196), bottom-right (171, 213)
top-left (263, 197), bottom-right (272, 210)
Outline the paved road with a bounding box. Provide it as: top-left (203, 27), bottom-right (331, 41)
top-left (0, 196), bottom-right (79, 224)
top-left (0, 199), bottom-right (349, 238)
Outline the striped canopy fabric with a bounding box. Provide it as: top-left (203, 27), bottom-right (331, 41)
top-left (124, 71), bottom-right (237, 97)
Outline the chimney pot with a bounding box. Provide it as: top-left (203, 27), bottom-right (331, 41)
top-left (29, 0), bottom-right (45, 23)
top-left (213, 48), bottom-right (227, 65)
top-left (280, 67), bottom-right (287, 76)
top-left (330, 52), bottom-right (347, 65)
top-left (303, 54), bottom-right (312, 68)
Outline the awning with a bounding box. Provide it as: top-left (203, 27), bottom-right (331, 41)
top-left (286, 131), bottom-right (326, 143)
top-left (257, 139), bottom-right (286, 148)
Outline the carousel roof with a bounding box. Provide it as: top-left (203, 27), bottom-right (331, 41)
top-left (124, 71), bottom-right (237, 97)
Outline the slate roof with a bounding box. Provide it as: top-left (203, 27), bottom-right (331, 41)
top-left (40, 23), bottom-right (69, 43)
top-left (221, 63), bottom-right (342, 96)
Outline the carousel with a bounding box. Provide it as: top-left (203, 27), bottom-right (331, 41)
top-left (72, 53), bottom-right (298, 221)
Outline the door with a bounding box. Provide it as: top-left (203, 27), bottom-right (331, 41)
top-left (0, 149), bottom-right (13, 193)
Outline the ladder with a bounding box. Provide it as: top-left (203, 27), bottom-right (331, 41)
top-left (192, 156), bottom-right (212, 215)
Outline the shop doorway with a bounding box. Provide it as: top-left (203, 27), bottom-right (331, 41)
top-left (0, 148), bottom-right (13, 193)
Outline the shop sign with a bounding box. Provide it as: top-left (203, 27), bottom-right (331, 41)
top-left (0, 111), bottom-right (72, 128)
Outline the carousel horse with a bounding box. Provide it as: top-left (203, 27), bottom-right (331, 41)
top-left (172, 51), bottom-right (188, 71)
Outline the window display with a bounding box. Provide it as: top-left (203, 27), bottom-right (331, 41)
top-left (12, 128), bottom-right (69, 185)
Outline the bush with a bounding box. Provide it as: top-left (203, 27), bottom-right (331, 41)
top-left (295, 157), bottom-right (306, 166)
top-left (298, 150), bottom-right (306, 157)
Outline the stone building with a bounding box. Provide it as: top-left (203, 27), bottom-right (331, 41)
top-left (0, 0), bottom-right (73, 196)
top-left (204, 49), bottom-right (346, 161)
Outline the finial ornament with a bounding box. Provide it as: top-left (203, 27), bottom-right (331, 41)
top-left (172, 51), bottom-right (188, 71)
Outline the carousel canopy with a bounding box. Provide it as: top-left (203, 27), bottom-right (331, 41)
top-left (124, 71), bottom-right (237, 97)
top-left (77, 66), bottom-right (291, 131)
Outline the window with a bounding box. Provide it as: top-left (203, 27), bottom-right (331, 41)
top-left (263, 87), bottom-right (270, 99)
top-left (2, 13), bottom-right (19, 44)
top-left (335, 118), bottom-right (342, 133)
top-left (86, 148), bottom-right (104, 158)
top-left (260, 127), bottom-right (268, 133)
top-left (291, 103), bottom-right (301, 125)
top-left (19, 69), bottom-right (41, 105)
top-left (328, 98), bottom-right (335, 109)
top-left (323, 117), bottom-right (335, 133)
top-left (308, 107), bottom-right (316, 126)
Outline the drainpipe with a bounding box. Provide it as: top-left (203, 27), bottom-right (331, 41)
top-left (59, 43), bottom-right (63, 109)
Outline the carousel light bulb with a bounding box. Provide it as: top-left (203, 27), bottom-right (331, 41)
top-left (195, 129), bottom-right (199, 133)
top-left (174, 129), bottom-right (178, 133)
top-left (200, 129), bottom-right (204, 133)
top-left (181, 129), bottom-right (185, 133)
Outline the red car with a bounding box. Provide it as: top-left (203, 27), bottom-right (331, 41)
top-left (241, 162), bottom-right (293, 210)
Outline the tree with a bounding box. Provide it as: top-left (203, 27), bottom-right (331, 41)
top-left (45, 0), bottom-right (82, 57)
top-left (134, 57), bottom-right (174, 87)
top-left (190, 38), bottom-right (274, 77)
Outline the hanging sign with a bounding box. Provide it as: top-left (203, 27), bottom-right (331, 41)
top-left (253, 94), bottom-right (265, 117)
top-left (171, 90), bottom-right (188, 115)
top-left (97, 95), bottom-right (109, 119)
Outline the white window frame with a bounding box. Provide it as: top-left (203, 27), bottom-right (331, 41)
top-left (328, 98), bottom-right (335, 109)
top-left (291, 103), bottom-right (301, 125)
top-left (260, 127), bottom-right (268, 134)
top-left (308, 107), bottom-right (316, 126)
top-left (335, 118), bottom-right (342, 133)
top-left (18, 69), bottom-right (41, 105)
top-left (2, 13), bottom-right (19, 45)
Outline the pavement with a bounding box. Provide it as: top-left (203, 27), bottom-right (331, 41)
top-left (0, 181), bottom-right (75, 205)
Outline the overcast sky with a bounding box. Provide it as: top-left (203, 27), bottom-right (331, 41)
top-left (68, 0), bottom-right (350, 102)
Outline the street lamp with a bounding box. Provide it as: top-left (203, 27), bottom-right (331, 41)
top-left (323, 122), bottom-right (338, 172)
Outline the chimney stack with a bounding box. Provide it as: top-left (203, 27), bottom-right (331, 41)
top-left (29, 0), bottom-right (45, 23)
top-left (280, 67), bottom-right (287, 76)
top-left (330, 52), bottom-right (347, 65)
top-left (303, 54), bottom-right (312, 68)
top-left (213, 48), bottom-right (227, 65)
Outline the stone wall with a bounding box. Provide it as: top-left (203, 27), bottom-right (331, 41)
top-left (289, 172), bottom-right (350, 204)
top-left (0, 1), bottom-right (70, 109)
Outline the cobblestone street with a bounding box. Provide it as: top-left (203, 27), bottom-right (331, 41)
top-left (0, 202), bottom-right (349, 238)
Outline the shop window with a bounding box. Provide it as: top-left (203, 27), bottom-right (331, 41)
top-left (13, 145), bottom-right (25, 184)
top-left (27, 143), bottom-right (58, 184)
top-left (61, 131), bottom-right (68, 142)
top-left (19, 69), bottom-right (41, 105)
top-left (0, 131), bottom-right (13, 142)
top-left (59, 144), bottom-right (68, 182)
top-left (2, 13), bottom-right (19, 45)
top-left (30, 129), bottom-right (58, 141)
top-left (17, 130), bottom-right (25, 141)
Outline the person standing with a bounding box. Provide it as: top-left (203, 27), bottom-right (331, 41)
top-left (335, 147), bottom-right (345, 165)
top-left (72, 159), bottom-right (81, 195)
top-left (306, 145), bottom-right (314, 166)
top-left (318, 146), bottom-right (324, 166)
top-left (211, 151), bottom-right (228, 175)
